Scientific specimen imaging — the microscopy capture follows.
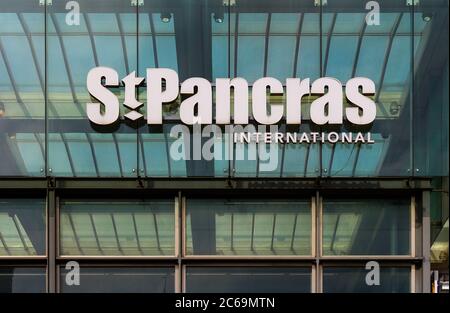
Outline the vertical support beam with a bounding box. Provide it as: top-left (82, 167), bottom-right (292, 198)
top-left (422, 191), bottom-right (431, 293)
top-left (315, 191), bottom-right (321, 293)
top-left (47, 185), bottom-right (56, 293)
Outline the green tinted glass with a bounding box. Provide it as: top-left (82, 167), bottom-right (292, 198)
top-left (60, 200), bottom-right (175, 256)
top-left (322, 198), bottom-right (410, 255)
top-left (186, 199), bottom-right (311, 255)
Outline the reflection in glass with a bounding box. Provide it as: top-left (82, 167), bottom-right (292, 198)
top-left (186, 199), bottom-right (311, 255)
top-left (0, 267), bottom-right (46, 293)
top-left (60, 200), bottom-right (175, 256)
top-left (46, 0), bottom-right (138, 178)
top-left (59, 267), bottom-right (174, 293)
top-left (322, 198), bottom-right (410, 255)
top-left (0, 3), bottom-right (45, 176)
top-left (323, 267), bottom-right (410, 293)
top-left (186, 267), bottom-right (310, 293)
top-left (0, 199), bottom-right (46, 256)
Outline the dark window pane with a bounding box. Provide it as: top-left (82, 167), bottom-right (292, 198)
top-left (322, 198), bottom-right (410, 256)
top-left (323, 267), bottom-right (411, 293)
top-left (0, 199), bottom-right (46, 256)
top-left (59, 267), bottom-right (174, 293)
top-left (59, 200), bottom-right (175, 256)
top-left (186, 199), bottom-right (311, 255)
top-left (0, 267), bottom-right (46, 293)
top-left (186, 267), bottom-right (310, 293)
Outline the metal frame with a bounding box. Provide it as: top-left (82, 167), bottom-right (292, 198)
top-left (0, 186), bottom-right (430, 293)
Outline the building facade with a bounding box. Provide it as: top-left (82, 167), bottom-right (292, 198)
top-left (0, 0), bottom-right (448, 293)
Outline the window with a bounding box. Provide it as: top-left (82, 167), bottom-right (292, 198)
top-left (59, 200), bottom-right (175, 256)
top-left (186, 267), bottom-right (311, 293)
top-left (323, 266), bottom-right (411, 293)
top-left (186, 199), bottom-right (312, 255)
top-left (59, 267), bottom-right (175, 293)
top-left (322, 198), bottom-right (411, 255)
top-left (0, 199), bottom-right (46, 256)
top-left (0, 267), bottom-right (46, 293)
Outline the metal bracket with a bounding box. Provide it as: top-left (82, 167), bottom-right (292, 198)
top-left (223, 0), bottom-right (236, 6)
top-left (314, 0), bottom-right (327, 6)
top-left (47, 176), bottom-right (56, 189)
top-left (39, 0), bottom-right (52, 5)
top-left (406, 0), bottom-right (419, 6)
top-left (131, 0), bottom-right (144, 6)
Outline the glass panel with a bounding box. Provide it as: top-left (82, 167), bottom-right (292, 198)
top-left (0, 199), bottom-right (46, 256)
top-left (0, 2), bottom-right (45, 176)
top-left (0, 267), bottom-right (46, 293)
top-left (186, 267), bottom-right (311, 293)
top-left (323, 1), bottom-right (413, 177)
top-left (186, 199), bottom-right (311, 255)
top-left (47, 0), bottom-right (138, 178)
top-left (59, 267), bottom-right (174, 293)
top-left (413, 0), bottom-right (449, 177)
top-left (322, 198), bottom-right (410, 256)
top-left (59, 200), bottom-right (175, 256)
top-left (323, 266), bottom-right (411, 293)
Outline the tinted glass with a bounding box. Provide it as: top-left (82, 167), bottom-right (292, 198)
top-left (186, 267), bottom-right (311, 293)
top-left (186, 199), bottom-right (311, 255)
top-left (322, 198), bottom-right (410, 256)
top-left (323, 266), bottom-right (410, 293)
top-left (0, 199), bottom-right (46, 256)
top-left (59, 267), bottom-right (174, 293)
top-left (60, 200), bottom-right (175, 256)
top-left (0, 267), bottom-right (46, 293)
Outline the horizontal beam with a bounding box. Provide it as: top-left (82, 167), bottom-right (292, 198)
top-left (0, 177), bottom-right (433, 191)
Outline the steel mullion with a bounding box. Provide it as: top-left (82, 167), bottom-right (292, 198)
top-left (290, 213), bottom-right (298, 252)
top-left (262, 13), bottom-right (271, 76)
top-left (138, 133), bottom-right (148, 177)
top-left (152, 212), bottom-right (161, 253)
top-left (230, 213), bottom-right (234, 252)
top-left (250, 212), bottom-right (255, 252)
top-left (110, 213), bottom-right (124, 255)
top-left (351, 143), bottom-right (362, 177)
top-left (233, 12), bottom-right (239, 77)
top-left (322, 13), bottom-right (337, 76)
top-left (329, 213), bottom-right (341, 253)
top-left (67, 212), bottom-right (83, 255)
top-left (131, 212), bottom-right (144, 255)
top-left (163, 129), bottom-right (172, 177)
top-left (88, 213), bottom-right (103, 255)
top-left (49, 13), bottom-right (84, 115)
top-left (85, 133), bottom-right (100, 177)
top-left (148, 13), bottom-right (159, 68)
top-left (351, 21), bottom-right (367, 77)
top-left (292, 13), bottom-right (304, 77)
top-left (270, 213), bottom-right (277, 252)
top-left (12, 215), bottom-right (31, 255)
top-left (374, 13), bottom-right (403, 109)
top-left (112, 133), bottom-right (125, 178)
top-left (0, 231), bottom-right (12, 256)
top-left (60, 133), bottom-right (76, 177)
top-left (303, 143), bottom-right (312, 177)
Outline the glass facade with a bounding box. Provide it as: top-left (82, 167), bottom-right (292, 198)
top-left (0, 0), bottom-right (448, 294)
top-left (0, 0), bottom-right (447, 178)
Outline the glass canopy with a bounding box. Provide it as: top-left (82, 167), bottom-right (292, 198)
top-left (0, 0), bottom-right (447, 178)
